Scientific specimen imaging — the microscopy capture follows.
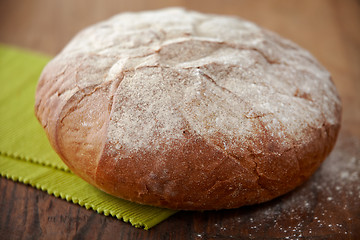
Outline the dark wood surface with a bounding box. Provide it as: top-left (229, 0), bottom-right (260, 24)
top-left (1, 131), bottom-right (359, 239)
top-left (1, 0), bottom-right (359, 239)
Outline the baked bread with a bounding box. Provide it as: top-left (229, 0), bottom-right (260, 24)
top-left (35, 8), bottom-right (342, 210)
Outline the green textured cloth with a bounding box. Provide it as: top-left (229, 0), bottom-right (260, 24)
top-left (0, 44), bottom-right (177, 229)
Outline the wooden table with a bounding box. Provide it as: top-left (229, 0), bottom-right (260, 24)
top-left (1, 0), bottom-right (359, 239)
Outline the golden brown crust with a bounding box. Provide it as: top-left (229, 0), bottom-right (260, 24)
top-left (35, 8), bottom-right (342, 210)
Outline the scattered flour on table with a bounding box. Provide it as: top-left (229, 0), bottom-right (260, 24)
top-left (207, 135), bottom-right (359, 239)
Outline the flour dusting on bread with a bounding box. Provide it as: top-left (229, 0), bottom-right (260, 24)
top-left (35, 8), bottom-right (341, 210)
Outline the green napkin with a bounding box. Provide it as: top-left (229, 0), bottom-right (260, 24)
top-left (0, 44), bottom-right (177, 229)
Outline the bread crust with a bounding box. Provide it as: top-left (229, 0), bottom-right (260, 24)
top-left (35, 8), bottom-right (342, 210)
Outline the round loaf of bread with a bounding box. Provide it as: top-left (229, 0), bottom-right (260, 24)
top-left (35, 8), bottom-right (342, 210)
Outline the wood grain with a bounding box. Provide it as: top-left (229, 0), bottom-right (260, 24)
top-left (1, 131), bottom-right (359, 239)
top-left (0, 0), bottom-right (359, 239)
